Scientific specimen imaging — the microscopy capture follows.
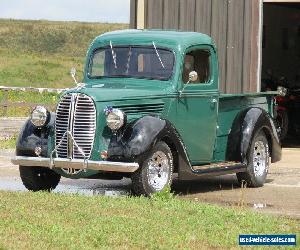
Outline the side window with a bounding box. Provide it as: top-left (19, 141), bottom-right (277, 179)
top-left (90, 50), bottom-right (105, 76)
top-left (182, 49), bottom-right (211, 84)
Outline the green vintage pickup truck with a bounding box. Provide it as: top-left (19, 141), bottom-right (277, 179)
top-left (11, 30), bottom-right (281, 196)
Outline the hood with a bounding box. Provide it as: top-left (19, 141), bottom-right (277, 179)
top-left (64, 80), bottom-right (174, 103)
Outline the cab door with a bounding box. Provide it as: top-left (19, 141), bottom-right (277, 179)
top-left (169, 46), bottom-right (219, 165)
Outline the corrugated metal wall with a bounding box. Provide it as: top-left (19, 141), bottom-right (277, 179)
top-left (130, 0), bottom-right (261, 93)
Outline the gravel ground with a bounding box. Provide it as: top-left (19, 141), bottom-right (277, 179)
top-left (0, 117), bottom-right (26, 139)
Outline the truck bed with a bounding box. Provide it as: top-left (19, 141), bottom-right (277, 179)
top-left (214, 92), bottom-right (277, 161)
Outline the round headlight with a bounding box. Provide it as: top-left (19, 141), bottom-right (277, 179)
top-left (106, 109), bottom-right (125, 131)
top-left (31, 106), bottom-right (49, 127)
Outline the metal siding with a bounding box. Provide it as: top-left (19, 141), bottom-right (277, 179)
top-left (130, 0), bottom-right (137, 29)
top-left (211, 0), bottom-right (228, 93)
top-left (163, 0), bottom-right (180, 29)
top-left (242, 0), bottom-right (252, 92)
top-left (250, 0), bottom-right (262, 92)
top-left (130, 0), bottom-right (261, 94)
top-left (226, 0), bottom-right (245, 93)
top-left (195, 0), bottom-right (212, 35)
top-left (179, 0), bottom-right (196, 31)
top-left (146, 0), bottom-right (163, 28)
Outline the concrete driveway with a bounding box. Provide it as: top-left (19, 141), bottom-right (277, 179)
top-left (0, 147), bottom-right (299, 218)
top-left (174, 147), bottom-right (300, 218)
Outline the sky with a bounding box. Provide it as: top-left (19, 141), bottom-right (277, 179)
top-left (0, 0), bottom-right (130, 23)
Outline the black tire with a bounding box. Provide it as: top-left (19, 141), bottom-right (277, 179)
top-left (131, 141), bottom-right (174, 196)
top-left (19, 166), bottom-right (61, 192)
top-left (236, 131), bottom-right (270, 187)
top-left (276, 109), bottom-right (289, 140)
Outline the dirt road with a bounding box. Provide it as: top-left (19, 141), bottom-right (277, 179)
top-left (0, 117), bottom-right (26, 139)
top-left (0, 148), bottom-right (299, 218)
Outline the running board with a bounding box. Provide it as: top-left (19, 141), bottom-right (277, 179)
top-left (191, 161), bottom-right (247, 176)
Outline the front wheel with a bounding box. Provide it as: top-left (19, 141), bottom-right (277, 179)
top-left (131, 141), bottom-right (174, 196)
top-left (19, 166), bottom-right (61, 191)
top-left (236, 131), bottom-right (270, 187)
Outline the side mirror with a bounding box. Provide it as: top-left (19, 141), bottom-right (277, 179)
top-left (188, 71), bottom-right (198, 83)
top-left (70, 67), bottom-right (78, 84)
top-left (180, 71), bottom-right (198, 97)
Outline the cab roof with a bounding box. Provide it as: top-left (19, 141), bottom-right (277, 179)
top-left (90, 29), bottom-right (215, 52)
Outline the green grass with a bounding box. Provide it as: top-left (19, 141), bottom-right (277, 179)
top-left (0, 19), bottom-right (127, 116)
top-left (0, 19), bottom-right (127, 88)
top-left (0, 89), bottom-right (59, 117)
top-left (0, 191), bottom-right (298, 249)
top-left (0, 135), bottom-right (16, 149)
top-left (0, 49), bottom-right (84, 88)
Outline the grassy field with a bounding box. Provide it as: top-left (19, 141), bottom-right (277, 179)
top-left (0, 19), bottom-right (127, 88)
top-left (0, 135), bottom-right (16, 149)
top-left (0, 89), bottom-right (59, 117)
top-left (0, 191), bottom-right (298, 249)
top-left (0, 19), bottom-right (127, 117)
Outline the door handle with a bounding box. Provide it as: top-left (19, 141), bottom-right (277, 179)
top-left (210, 98), bottom-right (217, 109)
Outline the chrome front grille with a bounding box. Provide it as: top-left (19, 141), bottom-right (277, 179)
top-left (55, 93), bottom-right (96, 159)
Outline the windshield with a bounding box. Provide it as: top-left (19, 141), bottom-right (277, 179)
top-left (88, 46), bottom-right (175, 81)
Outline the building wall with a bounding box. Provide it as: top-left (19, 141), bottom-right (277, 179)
top-left (130, 0), bottom-right (261, 93)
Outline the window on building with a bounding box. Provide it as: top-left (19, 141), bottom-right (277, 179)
top-left (182, 50), bottom-right (211, 84)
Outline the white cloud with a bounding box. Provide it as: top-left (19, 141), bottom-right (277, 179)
top-left (0, 0), bottom-right (130, 23)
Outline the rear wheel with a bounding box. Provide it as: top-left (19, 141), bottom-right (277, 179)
top-left (236, 131), bottom-right (270, 187)
top-left (19, 166), bottom-right (61, 191)
top-left (131, 141), bottom-right (173, 196)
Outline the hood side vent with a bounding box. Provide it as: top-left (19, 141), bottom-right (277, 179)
top-left (114, 103), bottom-right (164, 115)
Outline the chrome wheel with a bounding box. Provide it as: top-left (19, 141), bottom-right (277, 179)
top-left (147, 151), bottom-right (171, 191)
top-left (237, 131), bottom-right (270, 188)
top-left (131, 141), bottom-right (173, 196)
top-left (253, 140), bottom-right (268, 177)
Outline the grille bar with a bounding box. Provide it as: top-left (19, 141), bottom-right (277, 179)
top-left (55, 93), bottom-right (96, 159)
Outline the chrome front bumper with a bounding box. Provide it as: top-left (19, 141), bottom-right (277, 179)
top-left (11, 156), bottom-right (139, 173)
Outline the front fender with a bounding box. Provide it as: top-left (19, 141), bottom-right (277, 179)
top-left (226, 108), bottom-right (281, 164)
top-left (16, 113), bottom-right (55, 157)
top-left (108, 116), bottom-right (191, 175)
top-left (108, 116), bottom-right (165, 159)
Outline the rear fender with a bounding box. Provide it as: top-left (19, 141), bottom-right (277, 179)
top-left (226, 108), bottom-right (281, 164)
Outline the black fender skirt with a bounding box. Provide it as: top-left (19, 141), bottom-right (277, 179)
top-left (226, 107), bottom-right (282, 164)
top-left (16, 113), bottom-right (55, 157)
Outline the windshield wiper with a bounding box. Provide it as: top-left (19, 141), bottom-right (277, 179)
top-left (110, 40), bottom-right (117, 69)
top-left (152, 41), bottom-right (165, 69)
